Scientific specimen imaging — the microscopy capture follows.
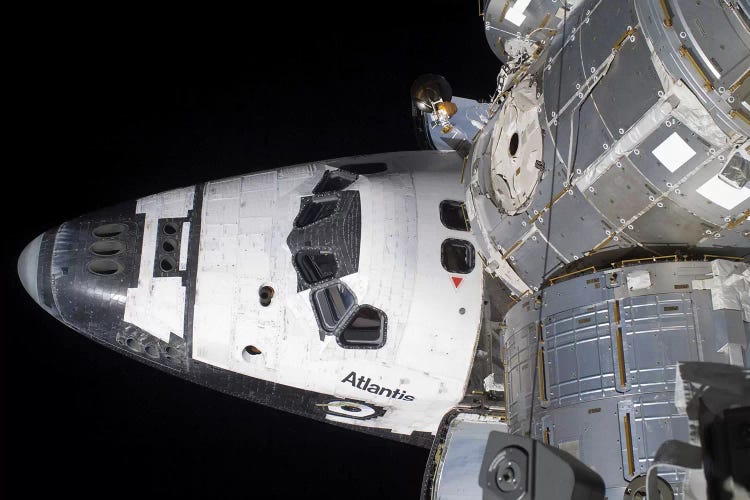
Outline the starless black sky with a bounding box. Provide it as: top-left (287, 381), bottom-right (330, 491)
top-left (5, 3), bottom-right (499, 498)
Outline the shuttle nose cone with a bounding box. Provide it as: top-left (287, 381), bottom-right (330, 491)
top-left (18, 233), bottom-right (43, 305)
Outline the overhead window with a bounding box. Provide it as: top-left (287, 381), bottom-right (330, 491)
top-left (440, 200), bottom-right (470, 231)
top-left (295, 250), bottom-right (337, 284)
top-left (313, 283), bottom-right (356, 332)
top-left (441, 239), bottom-right (475, 274)
top-left (339, 306), bottom-right (386, 348)
top-left (338, 162), bottom-right (388, 175)
top-left (313, 170), bottom-right (357, 194)
top-left (295, 195), bottom-right (338, 228)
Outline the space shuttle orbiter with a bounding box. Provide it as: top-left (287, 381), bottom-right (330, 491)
top-left (18, 151), bottom-right (490, 445)
top-left (18, 0), bottom-right (750, 498)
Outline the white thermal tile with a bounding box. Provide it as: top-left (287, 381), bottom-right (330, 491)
top-left (179, 222), bottom-right (190, 271)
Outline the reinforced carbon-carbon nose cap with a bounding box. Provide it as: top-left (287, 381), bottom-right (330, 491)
top-left (18, 233), bottom-right (44, 306)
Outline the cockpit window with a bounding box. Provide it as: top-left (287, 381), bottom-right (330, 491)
top-left (313, 170), bottom-right (357, 194)
top-left (312, 283), bottom-right (356, 332)
top-left (295, 195), bottom-right (338, 228)
top-left (440, 200), bottom-right (470, 231)
top-left (295, 250), bottom-right (337, 284)
top-left (339, 306), bottom-right (386, 348)
top-left (441, 238), bottom-right (475, 274)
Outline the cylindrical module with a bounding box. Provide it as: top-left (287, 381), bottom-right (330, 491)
top-left (469, 0), bottom-right (750, 298)
top-left (502, 259), bottom-right (749, 498)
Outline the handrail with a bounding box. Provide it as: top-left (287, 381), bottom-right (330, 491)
top-left (679, 45), bottom-right (714, 91)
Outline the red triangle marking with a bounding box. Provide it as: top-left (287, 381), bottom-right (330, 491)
top-left (451, 276), bottom-right (463, 289)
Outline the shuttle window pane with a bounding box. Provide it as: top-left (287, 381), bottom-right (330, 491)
top-left (296, 250), bottom-right (337, 284)
top-left (313, 283), bottom-right (356, 332)
top-left (313, 170), bottom-right (357, 194)
top-left (296, 195), bottom-right (338, 228)
top-left (340, 306), bottom-right (385, 347)
top-left (441, 239), bottom-right (475, 274)
top-left (440, 200), bottom-right (470, 231)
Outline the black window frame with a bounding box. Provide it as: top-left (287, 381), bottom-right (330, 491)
top-left (441, 238), bottom-right (476, 274)
top-left (295, 249), bottom-right (338, 285)
top-left (439, 200), bottom-right (471, 232)
top-left (338, 305), bottom-right (387, 349)
top-left (312, 282), bottom-right (357, 333)
top-left (312, 170), bottom-right (358, 194)
top-left (294, 194), bottom-right (339, 228)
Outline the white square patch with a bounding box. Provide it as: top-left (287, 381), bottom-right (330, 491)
top-left (696, 174), bottom-right (750, 210)
top-left (651, 132), bottom-right (696, 172)
top-left (505, 0), bottom-right (531, 26)
top-left (626, 269), bottom-right (652, 290)
top-left (505, 8), bottom-right (526, 26)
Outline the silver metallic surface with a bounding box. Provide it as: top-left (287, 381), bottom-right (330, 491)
top-left (636, 0), bottom-right (750, 138)
top-left (502, 260), bottom-right (747, 498)
top-left (469, 0), bottom-right (750, 297)
top-left (482, 0), bottom-right (588, 63)
top-left (432, 416), bottom-right (509, 499)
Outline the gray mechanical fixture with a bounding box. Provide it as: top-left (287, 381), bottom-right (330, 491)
top-left (502, 259), bottom-right (749, 499)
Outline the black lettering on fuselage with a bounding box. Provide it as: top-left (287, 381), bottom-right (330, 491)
top-left (340, 371), bottom-right (415, 401)
top-left (342, 371), bottom-right (357, 386)
top-left (378, 387), bottom-right (392, 397)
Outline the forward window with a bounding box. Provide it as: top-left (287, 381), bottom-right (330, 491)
top-left (295, 250), bottom-right (337, 284)
top-left (312, 283), bottom-right (356, 332)
top-left (313, 170), bottom-right (357, 194)
top-left (295, 195), bottom-right (338, 228)
top-left (340, 306), bottom-right (385, 348)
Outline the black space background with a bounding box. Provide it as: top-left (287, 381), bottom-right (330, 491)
top-left (4, 3), bottom-right (499, 498)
